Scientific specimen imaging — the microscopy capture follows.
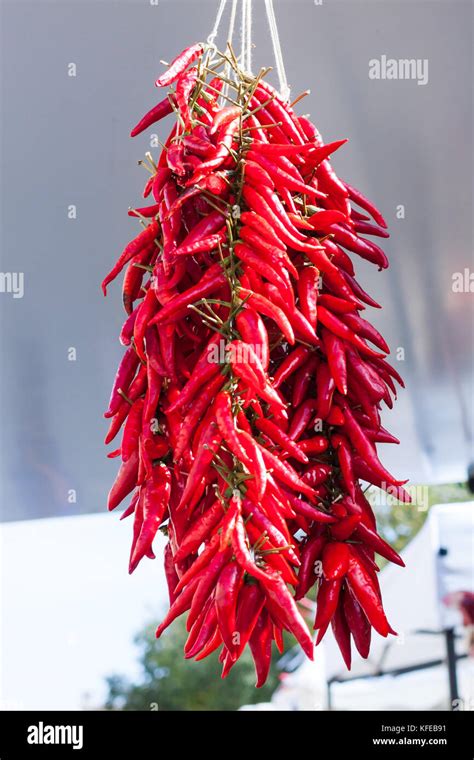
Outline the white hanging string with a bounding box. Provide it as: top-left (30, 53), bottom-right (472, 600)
top-left (264, 0), bottom-right (290, 102)
top-left (222, 0), bottom-right (238, 99)
top-left (207, 0), bottom-right (228, 47)
top-left (241, 0), bottom-right (252, 74)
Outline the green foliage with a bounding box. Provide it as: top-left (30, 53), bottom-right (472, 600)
top-left (370, 481), bottom-right (471, 561)
top-left (104, 617), bottom-right (281, 711)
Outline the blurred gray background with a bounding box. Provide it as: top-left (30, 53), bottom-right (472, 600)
top-left (0, 0), bottom-right (472, 521)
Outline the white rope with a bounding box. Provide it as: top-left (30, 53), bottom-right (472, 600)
top-left (222, 0), bottom-right (238, 100)
top-left (207, 0), bottom-right (228, 47)
top-left (264, 0), bottom-right (290, 102)
top-left (241, 0), bottom-right (252, 74)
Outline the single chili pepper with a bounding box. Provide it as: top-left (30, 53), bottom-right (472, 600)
top-left (340, 312), bottom-right (390, 354)
top-left (122, 245), bottom-right (156, 315)
top-left (235, 308), bottom-right (270, 371)
top-left (104, 365), bottom-right (147, 445)
top-left (344, 180), bottom-right (388, 229)
top-left (297, 266), bottom-right (319, 329)
top-left (329, 224), bottom-right (388, 269)
top-left (243, 159), bottom-right (275, 190)
top-left (215, 561), bottom-right (245, 655)
top-left (163, 542), bottom-right (180, 605)
top-left (107, 449), bottom-right (139, 511)
top-left (238, 430), bottom-right (268, 501)
top-left (128, 203), bottom-right (161, 219)
top-left (291, 355), bottom-right (318, 408)
top-left (286, 399), bottom-right (318, 441)
top-left (248, 608), bottom-right (273, 687)
top-left (314, 577), bottom-right (342, 639)
top-left (130, 95), bottom-right (175, 137)
top-left (331, 598), bottom-right (352, 669)
top-left (104, 347), bottom-right (140, 418)
top-left (261, 569), bottom-right (314, 660)
top-left (295, 534), bottom-right (326, 600)
top-left (231, 512), bottom-right (272, 584)
top-left (341, 270), bottom-right (382, 309)
top-left (331, 433), bottom-right (356, 501)
top-left (317, 294), bottom-right (357, 315)
top-left (315, 361), bottom-right (336, 421)
top-left (175, 67), bottom-right (198, 128)
top-left (354, 522), bottom-right (405, 566)
top-left (102, 221), bottom-right (159, 296)
top-left (346, 552), bottom-right (391, 637)
top-left (129, 464), bottom-right (171, 573)
top-left (121, 397), bottom-right (144, 463)
top-left (343, 586), bottom-right (371, 658)
top-left (353, 220), bottom-right (390, 239)
top-left (273, 346), bottom-right (311, 389)
top-left (155, 43), bottom-right (203, 87)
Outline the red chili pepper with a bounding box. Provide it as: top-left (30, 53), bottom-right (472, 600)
top-left (295, 534), bottom-right (326, 600)
top-left (104, 348), bottom-right (140, 418)
top-left (129, 464), bottom-right (171, 573)
top-left (343, 586), bottom-right (371, 658)
top-left (155, 43), bottom-right (203, 87)
top-left (261, 569), bottom-right (314, 660)
top-left (130, 95), bottom-right (174, 137)
top-left (102, 221), bottom-right (158, 296)
top-left (248, 608), bottom-right (273, 687)
top-left (346, 551), bottom-right (391, 637)
top-left (331, 597), bottom-right (352, 669)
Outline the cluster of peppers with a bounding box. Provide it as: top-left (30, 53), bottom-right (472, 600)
top-left (103, 42), bottom-right (410, 685)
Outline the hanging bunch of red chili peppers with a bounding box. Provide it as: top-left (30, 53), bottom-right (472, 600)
top-left (103, 41), bottom-right (410, 685)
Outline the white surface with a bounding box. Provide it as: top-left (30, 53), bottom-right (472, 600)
top-left (0, 512), bottom-right (169, 710)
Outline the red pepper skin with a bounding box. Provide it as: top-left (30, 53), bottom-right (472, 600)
top-left (130, 96), bottom-right (174, 137)
top-left (261, 570), bottom-right (314, 660)
top-left (231, 513), bottom-right (272, 584)
top-left (323, 329), bottom-right (347, 396)
top-left (258, 445), bottom-right (317, 502)
top-left (174, 533), bottom-right (221, 595)
top-left (155, 573), bottom-right (201, 638)
top-left (322, 542), bottom-right (350, 580)
top-left (354, 522), bottom-right (405, 567)
top-left (314, 578), bottom-right (342, 642)
top-left (315, 362), bottom-right (336, 421)
top-left (177, 422), bottom-right (222, 511)
top-left (121, 397), bottom-right (144, 463)
top-left (184, 596), bottom-right (214, 657)
top-left (249, 609), bottom-right (273, 687)
top-left (331, 433), bottom-right (356, 501)
top-left (236, 308), bottom-right (270, 371)
top-left (129, 464), bottom-right (171, 573)
top-left (237, 287), bottom-right (295, 345)
top-left (330, 514), bottom-right (360, 541)
top-left (255, 417), bottom-right (308, 464)
top-left (273, 346), bottom-right (311, 389)
top-left (174, 500), bottom-right (223, 562)
top-left (243, 499), bottom-right (300, 567)
top-left (107, 449), bottom-right (139, 511)
top-left (102, 221), bottom-right (158, 296)
top-left (318, 306), bottom-right (384, 360)
top-left (104, 365), bottom-right (147, 445)
top-left (331, 598), bottom-right (352, 669)
top-left (164, 542), bottom-right (180, 605)
top-left (297, 266), bottom-right (319, 329)
top-left (301, 462), bottom-right (332, 487)
top-left (104, 348), bottom-right (141, 419)
top-left (346, 551), bottom-right (391, 637)
top-left (187, 547), bottom-right (232, 630)
top-left (292, 356), bottom-right (318, 408)
top-left (215, 562), bottom-right (245, 655)
top-left (173, 373), bottom-right (225, 462)
top-left (229, 582), bottom-right (266, 661)
top-left (155, 43), bottom-right (203, 87)
top-left (295, 534), bottom-right (326, 600)
top-left (344, 180), bottom-right (388, 229)
top-left (343, 586), bottom-right (371, 658)
top-left (287, 400), bottom-right (319, 442)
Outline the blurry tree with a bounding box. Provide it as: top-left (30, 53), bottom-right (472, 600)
top-left (103, 482), bottom-right (470, 710)
top-left (104, 616), bottom-right (281, 711)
